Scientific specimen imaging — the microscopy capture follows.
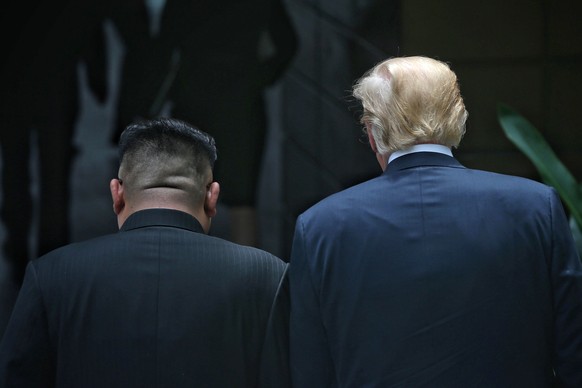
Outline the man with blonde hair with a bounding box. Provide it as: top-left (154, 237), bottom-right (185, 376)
top-left (288, 56), bottom-right (582, 387)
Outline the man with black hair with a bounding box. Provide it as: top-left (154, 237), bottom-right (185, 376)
top-left (0, 117), bottom-right (290, 387)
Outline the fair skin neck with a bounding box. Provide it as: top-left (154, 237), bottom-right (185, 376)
top-left (109, 178), bottom-right (220, 233)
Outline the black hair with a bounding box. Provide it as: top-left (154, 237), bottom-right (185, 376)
top-left (118, 117), bottom-right (217, 169)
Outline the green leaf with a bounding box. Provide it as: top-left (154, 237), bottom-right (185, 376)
top-left (497, 103), bottom-right (582, 230)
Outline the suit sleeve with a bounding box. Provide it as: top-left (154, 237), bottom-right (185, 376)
top-left (548, 189), bottom-right (582, 387)
top-left (289, 217), bottom-right (336, 388)
top-left (259, 264), bottom-right (291, 388)
top-left (0, 262), bottom-right (55, 387)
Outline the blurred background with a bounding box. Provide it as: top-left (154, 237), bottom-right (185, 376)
top-left (1, 0), bottom-right (581, 336)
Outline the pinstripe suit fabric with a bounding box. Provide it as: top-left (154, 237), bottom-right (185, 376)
top-left (0, 208), bottom-right (290, 387)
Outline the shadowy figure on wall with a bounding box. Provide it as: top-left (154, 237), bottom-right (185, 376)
top-left (0, 0), bottom-right (108, 283)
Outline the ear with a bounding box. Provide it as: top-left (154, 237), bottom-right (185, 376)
top-left (366, 122), bottom-right (379, 153)
top-left (366, 122), bottom-right (389, 171)
top-left (110, 178), bottom-right (125, 215)
top-left (204, 181), bottom-right (220, 219)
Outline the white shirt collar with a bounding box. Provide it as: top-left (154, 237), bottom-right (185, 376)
top-left (388, 144), bottom-right (453, 164)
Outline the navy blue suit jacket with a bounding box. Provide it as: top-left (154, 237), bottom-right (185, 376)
top-left (289, 152), bottom-right (582, 387)
top-left (0, 209), bottom-right (290, 387)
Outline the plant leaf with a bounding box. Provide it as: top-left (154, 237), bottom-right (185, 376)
top-left (497, 103), bottom-right (582, 230)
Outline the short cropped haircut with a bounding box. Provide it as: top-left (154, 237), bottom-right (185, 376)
top-left (118, 117), bottom-right (217, 203)
top-left (352, 56), bottom-right (468, 155)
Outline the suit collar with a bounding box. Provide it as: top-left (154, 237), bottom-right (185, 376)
top-left (120, 208), bottom-right (205, 234)
top-left (385, 152), bottom-right (464, 174)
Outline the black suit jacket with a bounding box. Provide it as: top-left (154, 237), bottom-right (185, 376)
top-left (0, 209), bottom-right (290, 387)
top-left (289, 152), bottom-right (582, 387)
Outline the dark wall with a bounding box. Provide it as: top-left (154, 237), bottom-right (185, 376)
top-left (400, 0), bottom-right (582, 182)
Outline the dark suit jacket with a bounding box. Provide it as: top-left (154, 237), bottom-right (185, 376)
top-left (0, 209), bottom-right (290, 387)
top-left (289, 152), bottom-right (582, 387)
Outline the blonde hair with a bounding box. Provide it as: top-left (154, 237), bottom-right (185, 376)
top-left (352, 56), bottom-right (468, 155)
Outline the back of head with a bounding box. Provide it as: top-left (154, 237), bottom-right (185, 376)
top-left (117, 117), bottom-right (217, 207)
top-left (353, 56), bottom-right (468, 155)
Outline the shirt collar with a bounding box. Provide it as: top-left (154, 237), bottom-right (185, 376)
top-left (388, 144), bottom-right (453, 164)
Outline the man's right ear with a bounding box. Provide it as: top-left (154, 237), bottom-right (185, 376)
top-left (204, 181), bottom-right (220, 219)
top-left (110, 178), bottom-right (125, 215)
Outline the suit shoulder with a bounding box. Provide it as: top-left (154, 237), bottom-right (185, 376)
top-left (202, 239), bottom-right (288, 294)
top-left (467, 168), bottom-right (555, 195)
top-left (207, 236), bottom-right (288, 270)
top-left (298, 178), bottom-right (377, 219)
top-left (32, 232), bottom-right (117, 264)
